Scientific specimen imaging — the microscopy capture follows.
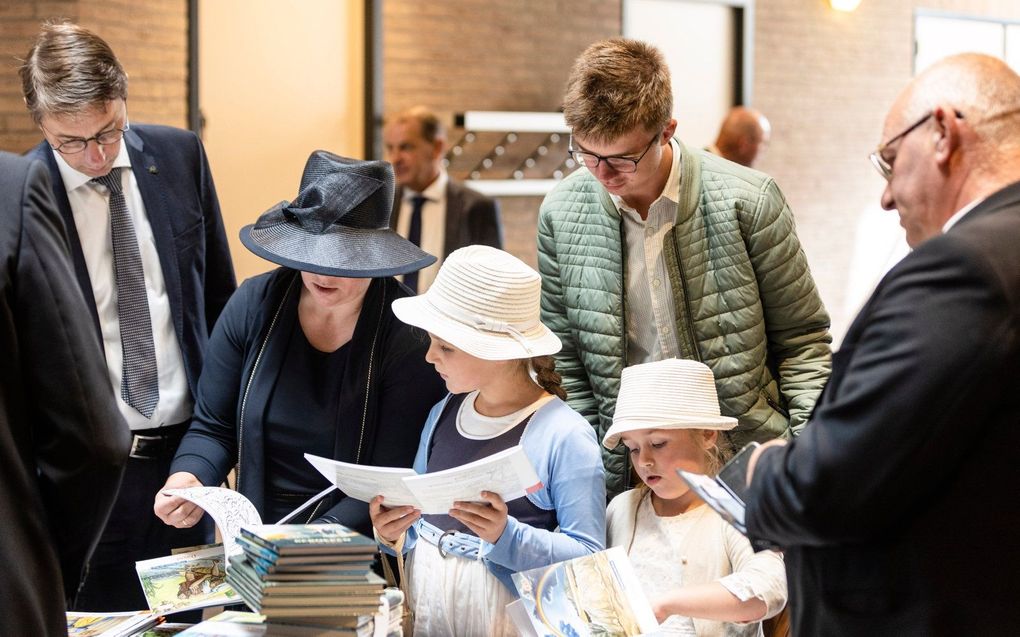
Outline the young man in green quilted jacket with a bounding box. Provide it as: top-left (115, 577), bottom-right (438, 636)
top-left (537, 38), bottom-right (832, 497)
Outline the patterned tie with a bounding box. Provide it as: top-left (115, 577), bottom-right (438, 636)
top-left (403, 194), bottom-right (427, 293)
top-left (91, 168), bottom-right (160, 418)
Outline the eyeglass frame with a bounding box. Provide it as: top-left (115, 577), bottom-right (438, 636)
top-left (568, 132), bottom-right (661, 174)
top-left (869, 109), bottom-right (964, 181)
top-left (41, 112), bottom-right (131, 155)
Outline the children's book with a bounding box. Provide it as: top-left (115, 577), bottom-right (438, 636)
top-left (135, 545), bottom-right (240, 614)
top-left (238, 524), bottom-right (378, 555)
top-left (511, 547), bottom-right (659, 637)
top-left (66, 610), bottom-right (159, 637)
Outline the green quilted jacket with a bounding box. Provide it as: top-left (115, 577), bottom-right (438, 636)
top-left (537, 141), bottom-right (832, 497)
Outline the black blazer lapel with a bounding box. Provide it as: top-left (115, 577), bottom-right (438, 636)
top-left (124, 130), bottom-right (186, 352)
top-left (443, 181), bottom-right (464, 258)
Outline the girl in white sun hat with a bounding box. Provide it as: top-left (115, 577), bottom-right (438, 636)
top-left (604, 358), bottom-right (787, 636)
top-left (370, 245), bottom-right (606, 636)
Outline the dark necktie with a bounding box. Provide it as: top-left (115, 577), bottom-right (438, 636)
top-left (403, 194), bottom-right (427, 293)
top-left (91, 168), bottom-right (160, 418)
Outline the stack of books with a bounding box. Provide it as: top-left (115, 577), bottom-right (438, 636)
top-left (66, 610), bottom-right (160, 636)
top-left (226, 524), bottom-right (389, 635)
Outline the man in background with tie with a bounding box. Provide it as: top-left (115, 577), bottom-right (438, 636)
top-left (384, 106), bottom-right (503, 292)
top-left (20, 21), bottom-right (236, 612)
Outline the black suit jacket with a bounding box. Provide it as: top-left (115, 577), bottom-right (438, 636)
top-left (0, 153), bottom-right (130, 633)
top-left (27, 125), bottom-right (236, 398)
top-left (391, 178), bottom-right (503, 258)
top-left (746, 182), bottom-right (1020, 636)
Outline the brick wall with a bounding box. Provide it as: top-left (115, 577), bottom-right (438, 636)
top-left (0, 0), bottom-right (188, 153)
top-left (753, 0), bottom-right (1020, 340)
top-left (382, 0), bottom-right (622, 265)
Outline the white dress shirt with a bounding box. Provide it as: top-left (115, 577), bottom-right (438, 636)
top-left (396, 169), bottom-right (448, 292)
top-left (613, 139), bottom-right (683, 365)
top-left (54, 144), bottom-right (192, 430)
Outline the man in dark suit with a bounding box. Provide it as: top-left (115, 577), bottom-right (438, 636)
top-left (384, 106), bottom-right (503, 292)
top-left (0, 151), bottom-right (130, 633)
top-left (744, 53), bottom-right (1020, 636)
top-left (19, 21), bottom-right (236, 612)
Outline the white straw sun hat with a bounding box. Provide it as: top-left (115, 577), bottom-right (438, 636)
top-left (602, 358), bottom-right (737, 449)
top-left (390, 245), bottom-right (562, 360)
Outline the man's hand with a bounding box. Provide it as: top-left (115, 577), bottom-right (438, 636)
top-left (746, 439), bottom-right (788, 486)
top-left (153, 471), bottom-right (204, 528)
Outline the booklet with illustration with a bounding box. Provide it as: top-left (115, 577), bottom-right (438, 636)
top-left (135, 545), bottom-right (240, 615)
top-left (510, 546), bottom-right (659, 637)
top-left (304, 444), bottom-right (542, 514)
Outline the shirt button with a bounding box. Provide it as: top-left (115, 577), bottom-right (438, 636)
top-left (646, 226), bottom-right (655, 236)
top-left (653, 278), bottom-right (662, 288)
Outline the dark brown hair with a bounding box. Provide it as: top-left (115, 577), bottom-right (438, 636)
top-left (19, 21), bottom-right (128, 123)
top-left (529, 355), bottom-right (566, 401)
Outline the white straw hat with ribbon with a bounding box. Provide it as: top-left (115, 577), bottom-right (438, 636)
top-left (391, 245), bottom-right (561, 360)
top-left (602, 358), bottom-right (737, 449)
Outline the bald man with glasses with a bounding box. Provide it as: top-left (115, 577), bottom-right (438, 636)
top-left (744, 53), bottom-right (1020, 636)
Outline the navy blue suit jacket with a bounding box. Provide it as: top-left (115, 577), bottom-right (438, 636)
top-left (746, 181), bottom-right (1020, 636)
top-left (27, 125), bottom-right (236, 398)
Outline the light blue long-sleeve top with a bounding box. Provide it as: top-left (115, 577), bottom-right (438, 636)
top-left (387, 393), bottom-right (607, 592)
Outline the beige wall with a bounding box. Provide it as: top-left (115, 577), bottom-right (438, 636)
top-left (199, 0), bottom-right (365, 282)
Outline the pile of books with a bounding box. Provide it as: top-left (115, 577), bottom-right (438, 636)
top-left (66, 610), bottom-right (160, 636)
top-left (227, 524), bottom-right (390, 635)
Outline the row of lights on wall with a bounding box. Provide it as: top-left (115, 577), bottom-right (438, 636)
top-left (444, 132), bottom-right (576, 180)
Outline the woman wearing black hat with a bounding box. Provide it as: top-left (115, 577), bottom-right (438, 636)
top-left (153, 151), bottom-right (446, 536)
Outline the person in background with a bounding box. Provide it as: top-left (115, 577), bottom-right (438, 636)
top-left (745, 53), bottom-right (1020, 636)
top-left (156, 151), bottom-right (446, 537)
top-left (707, 106), bottom-right (772, 168)
top-left (0, 152), bottom-right (129, 632)
top-left (537, 38), bottom-right (831, 498)
top-left (19, 20), bottom-right (235, 612)
top-left (384, 106), bottom-right (503, 292)
top-left (605, 359), bottom-right (786, 636)
top-left (371, 245), bottom-right (606, 636)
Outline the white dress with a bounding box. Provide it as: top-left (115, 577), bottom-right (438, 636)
top-left (407, 392), bottom-right (555, 637)
top-left (608, 489), bottom-right (787, 637)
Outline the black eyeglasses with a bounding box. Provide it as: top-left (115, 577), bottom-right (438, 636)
top-left (43, 118), bottom-right (130, 155)
top-left (869, 110), bottom-right (964, 181)
top-left (568, 132), bottom-right (660, 173)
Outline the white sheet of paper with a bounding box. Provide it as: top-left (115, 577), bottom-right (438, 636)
top-left (402, 445), bottom-right (542, 514)
top-left (304, 454), bottom-right (419, 507)
top-left (306, 446), bottom-right (542, 515)
top-left (163, 487), bottom-right (262, 558)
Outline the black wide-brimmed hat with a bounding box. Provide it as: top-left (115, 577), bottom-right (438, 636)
top-left (240, 150), bottom-right (436, 277)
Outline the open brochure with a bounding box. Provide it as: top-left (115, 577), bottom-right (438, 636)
top-left (510, 546), bottom-right (659, 637)
top-left (304, 444), bottom-right (542, 514)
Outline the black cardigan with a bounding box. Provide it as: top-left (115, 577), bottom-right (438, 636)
top-left (171, 269), bottom-right (446, 536)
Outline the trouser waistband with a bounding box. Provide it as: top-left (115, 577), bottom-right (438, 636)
top-left (129, 421), bottom-right (190, 460)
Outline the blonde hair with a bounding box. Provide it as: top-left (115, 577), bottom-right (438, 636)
top-left (562, 38), bottom-right (673, 143)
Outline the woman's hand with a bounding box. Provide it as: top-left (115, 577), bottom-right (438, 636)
top-left (449, 491), bottom-right (508, 544)
top-left (153, 472), bottom-right (204, 528)
top-left (370, 495), bottom-right (420, 544)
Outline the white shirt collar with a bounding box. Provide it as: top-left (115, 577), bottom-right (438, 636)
top-left (52, 140), bottom-right (132, 192)
top-left (942, 197), bottom-right (984, 233)
top-left (611, 138), bottom-right (682, 213)
top-left (404, 168), bottom-right (448, 202)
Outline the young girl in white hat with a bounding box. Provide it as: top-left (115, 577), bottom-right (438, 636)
top-left (604, 358), bottom-right (787, 636)
top-left (369, 245), bottom-right (606, 636)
